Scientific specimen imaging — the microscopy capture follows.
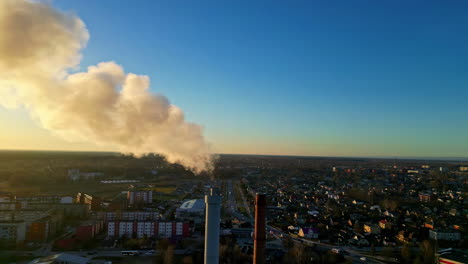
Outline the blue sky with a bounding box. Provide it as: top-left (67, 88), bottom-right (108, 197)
top-left (5, 0), bottom-right (468, 158)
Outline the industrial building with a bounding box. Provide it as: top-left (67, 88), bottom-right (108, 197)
top-left (68, 168), bottom-right (104, 181)
top-left (176, 199), bottom-right (205, 223)
top-left (177, 199), bottom-right (205, 215)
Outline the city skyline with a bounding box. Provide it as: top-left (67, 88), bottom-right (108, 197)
top-left (1, 0), bottom-right (468, 159)
top-left (0, 2), bottom-right (466, 263)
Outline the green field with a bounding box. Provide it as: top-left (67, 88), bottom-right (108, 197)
top-left (0, 150), bottom-right (196, 197)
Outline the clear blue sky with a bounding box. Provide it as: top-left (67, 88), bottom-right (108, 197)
top-left (25, 0), bottom-right (468, 157)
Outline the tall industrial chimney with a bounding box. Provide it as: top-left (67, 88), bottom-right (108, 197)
top-left (204, 188), bottom-right (221, 264)
top-left (253, 193), bottom-right (266, 264)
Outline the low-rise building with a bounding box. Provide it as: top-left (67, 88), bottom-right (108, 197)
top-left (176, 199), bottom-right (205, 216)
top-left (364, 223), bottom-right (381, 235)
top-left (175, 199), bottom-right (205, 223)
top-left (424, 222), bottom-right (434, 230)
top-left (68, 169), bottom-right (104, 181)
top-left (419, 193), bottom-right (433, 202)
top-left (357, 239), bottom-right (370, 246)
top-left (60, 196), bottom-right (74, 204)
top-left (298, 227), bottom-right (319, 239)
top-left (378, 220), bottom-right (392, 230)
top-left (429, 229), bottom-right (461, 241)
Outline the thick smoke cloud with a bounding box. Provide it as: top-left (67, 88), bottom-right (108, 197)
top-left (0, 0), bottom-right (213, 173)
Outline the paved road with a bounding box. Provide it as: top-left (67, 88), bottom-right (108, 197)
top-left (8, 248), bottom-right (195, 259)
top-left (237, 183), bottom-right (253, 218)
top-left (225, 180), bottom-right (251, 222)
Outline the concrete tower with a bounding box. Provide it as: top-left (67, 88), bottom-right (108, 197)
top-left (253, 193), bottom-right (266, 264)
top-left (204, 188), bottom-right (221, 264)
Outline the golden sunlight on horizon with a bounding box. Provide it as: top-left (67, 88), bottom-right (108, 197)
top-left (0, 109), bottom-right (112, 152)
top-left (0, 108), bottom-right (393, 157)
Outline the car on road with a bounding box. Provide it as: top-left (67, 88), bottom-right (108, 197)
top-left (145, 250), bottom-right (155, 256)
top-left (121, 250), bottom-right (139, 256)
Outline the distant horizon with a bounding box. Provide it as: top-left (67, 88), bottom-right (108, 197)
top-left (0, 2), bottom-right (465, 260)
top-left (1, 148), bottom-right (467, 162)
top-left (1, 0), bottom-right (468, 162)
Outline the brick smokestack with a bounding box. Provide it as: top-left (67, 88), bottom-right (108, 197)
top-left (253, 193), bottom-right (266, 264)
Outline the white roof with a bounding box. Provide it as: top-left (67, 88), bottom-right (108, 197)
top-left (179, 199), bottom-right (205, 211)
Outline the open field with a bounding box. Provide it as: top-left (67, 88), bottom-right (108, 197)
top-left (0, 150), bottom-right (198, 197)
top-left (142, 186), bottom-right (177, 194)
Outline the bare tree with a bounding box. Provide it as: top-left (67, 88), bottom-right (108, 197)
top-left (163, 245), bottom-right (175, 264)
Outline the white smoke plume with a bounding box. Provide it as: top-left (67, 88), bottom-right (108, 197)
top-left (0, 0), bottom-right (213, 173)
